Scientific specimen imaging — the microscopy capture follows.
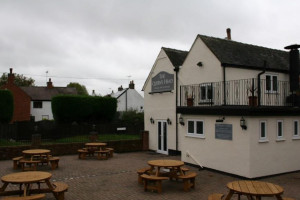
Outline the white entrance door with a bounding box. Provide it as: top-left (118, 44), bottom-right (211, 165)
top-left (157, 120), bottom-right (168, 154)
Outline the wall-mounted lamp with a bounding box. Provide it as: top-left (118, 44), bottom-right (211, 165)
top-left (240, 117), bottom-right (247, 130)
top-left (150, 117), bottom-right (155, 124)
top-left (197, 62), bottom-right (203, 67)
top-left (216, 117), bottom-right (225, 123)
top-left (179, 116), bottom-right (185, 126)
top-left (167, 118), bottom-right (172, 125)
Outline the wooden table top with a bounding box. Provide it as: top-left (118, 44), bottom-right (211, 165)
top-left (1, 172), bottom-right (52, 184)
top-left (85, 143), bottom-right (107, 146)
top-left (227, 180), bottom-right (284, 196)
top-left (22, 149), bottom-right (51, 155)
top-left (148, 160), bottom-right (184, 167)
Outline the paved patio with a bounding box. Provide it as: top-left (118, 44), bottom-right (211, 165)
top-left (0, 151), bottom-right (299, 200)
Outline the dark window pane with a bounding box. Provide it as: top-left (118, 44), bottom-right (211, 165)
top-left (273, 76), bottom-right (278, 91)
top-left (261, 122), bottom-right (266, 138)
top-left (207, 86), bottom-right (213, 99)
top-left (266, 76), bottom-right (271, 91)
top-left (196, 121), bottom-right (203, 134)
top-left (294, 121), bottom-right (298, 136)
top-left (201, 86), bottom-right (206, 100)
top-left (188, 121), bottom-right (194, 133)
top-left (278, 122), bottom-right (282, 137)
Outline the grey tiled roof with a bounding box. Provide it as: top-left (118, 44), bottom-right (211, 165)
top-left (162, 47), bottom-right (188, 67)
top-left (199, 35), bottom-right (289, 71)
top-left (20, 87), bottom-right (77, 101)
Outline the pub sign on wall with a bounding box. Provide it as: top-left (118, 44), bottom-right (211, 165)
top-left (151, 71), bottom-right (174, 93)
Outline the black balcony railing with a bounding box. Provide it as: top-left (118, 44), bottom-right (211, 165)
top-left (180, 78), bottom-right (296, 107)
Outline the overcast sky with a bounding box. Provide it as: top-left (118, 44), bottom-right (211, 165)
top-left (0, 0), bottom-right (299, 96)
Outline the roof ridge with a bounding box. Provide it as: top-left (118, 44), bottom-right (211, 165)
top-left (162, 47), bottom-right (188, 53)
top-left (198, 34), bottom-right (288, 53)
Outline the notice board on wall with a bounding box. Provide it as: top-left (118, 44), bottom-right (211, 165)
top-left (215, 124), bottom-right (232, 140)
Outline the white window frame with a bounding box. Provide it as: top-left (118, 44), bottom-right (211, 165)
top-left (293, 120), bottom-right (300, 139)
top-left (259, 120), bottom-right (268, 142)
top-left (265, 74), bottom-right (278, 93)
top-left (276, 120), bottom-right (285, 141)
top-left (199, 84), bottom-right (213, 103)
top-left (187, 119), bottom-right (205, 138)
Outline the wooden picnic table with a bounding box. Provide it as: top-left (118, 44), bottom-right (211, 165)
top-left (225, 180), bottom-right (284, 200)
top-left (22, 149), bottom-right (51, 161)
top-left (147, 159), bottom-right (185, 177)
top-left (0, 171), bottom-right (55, 198)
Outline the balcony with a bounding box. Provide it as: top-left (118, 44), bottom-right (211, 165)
top-left (179, 78), bottom-right (299, 108)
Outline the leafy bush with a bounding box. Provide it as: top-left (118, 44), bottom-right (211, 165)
top-left (52, 95), bottom-right (117, 123)
top-left (0, 90), bottom-right (14, 123)
top-left (120, 109), bottom-right (144, 125)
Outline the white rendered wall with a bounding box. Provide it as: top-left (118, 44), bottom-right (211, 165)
top-left (144, 49), bottom-right (177, 153)
top-left (30, 101), bottom-right (53, 121)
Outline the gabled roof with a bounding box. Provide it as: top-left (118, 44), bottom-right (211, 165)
top-left (198, 35), bottom-right (289, 71)
top-left (20, 87), bottom-right (77, 101)
top-left (110, 88), bottom-right (129, 99)
top-left (162, 47), bottom-right (188, 67)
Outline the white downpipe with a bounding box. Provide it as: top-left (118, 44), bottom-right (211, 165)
top-left (186, 151), bottom-right (203, 168)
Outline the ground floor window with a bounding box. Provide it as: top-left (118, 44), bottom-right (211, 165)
top-left (259, 121), bottom-right (267, 142)
top-left (294, 120), bottom-right (299, 138)
top-left (187, 120), bottom-right (204, 138)
top-left (276, 120), bottom-right (284, 140)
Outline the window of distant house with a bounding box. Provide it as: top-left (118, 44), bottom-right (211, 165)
top-left (276, 120), bottom-right (284, 141)
top-left (187, 120), bottom-right (204, 138)
top-left (199, 83), bottom-right (213, 102)
top-left (266, 74), bottom-right (278, 92)
top-left (259, 121), bottom-right (268, 142)
top-left (33, 101), bottom-right (42, 109)
top-left (293, 120), bottom-right (300, 139)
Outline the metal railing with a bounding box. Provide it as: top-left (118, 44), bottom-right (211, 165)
top-left (180, 78), bottom-right (294, 107)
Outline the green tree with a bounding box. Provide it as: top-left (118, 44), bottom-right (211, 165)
top-left (67, 82), bottom-right (89, 96)
top-left (0, 73), bottom-right (35, 87)
top-left (0, 90), bottom-right (14, 123)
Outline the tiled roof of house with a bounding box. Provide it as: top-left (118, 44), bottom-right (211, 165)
top-left (162, 47), bottom-right (188, 67)
top-left (110, 88), bottom-right (128, 99)
top-left (20, 87), bottom-right (77, 101)
top-left (199, 35), bottom-right (289, 71)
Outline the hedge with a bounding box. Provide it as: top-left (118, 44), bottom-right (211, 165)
top-left (0, 90), bottom-right (14, 123)
top-left (52, 95), bottom-right (117, 123)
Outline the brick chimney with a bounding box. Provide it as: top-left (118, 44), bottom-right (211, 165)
top-left (7, 68), bottom-right (14, 85)
top-left (47, 78), bottom-right (53, 88)
top-left (118, 85), bottom-right (123, 91)
top-left (129, 80), bottom-right (135, 89)
top-left (226, 28), bottom-right (231, 40)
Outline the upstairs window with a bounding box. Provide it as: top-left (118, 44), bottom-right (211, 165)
top-left (266, 75), bottom-right (278, 92)
top-left (33, 101), bottom-right (42, 108)
top-left (199, 84), bottom-right (213, 102)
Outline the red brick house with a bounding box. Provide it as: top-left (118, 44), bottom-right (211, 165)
top-left (1, 68), bottom-right (31, 122)
top-left (1, 68), bottom-right (77, 122)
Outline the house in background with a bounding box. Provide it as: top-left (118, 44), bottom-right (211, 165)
top-left (111, 81), bottom-right (144, 112)
top-left (1, 68), bottom-right (77, 122)
top-left (143, 29), bottom-right (300, 178)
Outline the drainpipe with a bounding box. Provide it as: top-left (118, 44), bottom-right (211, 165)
top-left (174, 66), bottom-right (180, 153)
top-left (257, 61), bottom-right (267, 106)
top-left (222, 64), bottom-right (226, 105)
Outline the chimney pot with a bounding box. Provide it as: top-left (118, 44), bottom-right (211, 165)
top-left (7, 68), bottom-right (14, 85)
top-left (226, 28), bottom-right (231, 40)
top-left (47, 78), bottom-right (53, 88)
top-left (129, 80), bottom-right (135, 89)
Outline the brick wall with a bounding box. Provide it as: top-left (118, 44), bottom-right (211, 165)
top-left (0, 131), bottom-right (149, 160)
top-left (1, 83), bottom-right (31, 122)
